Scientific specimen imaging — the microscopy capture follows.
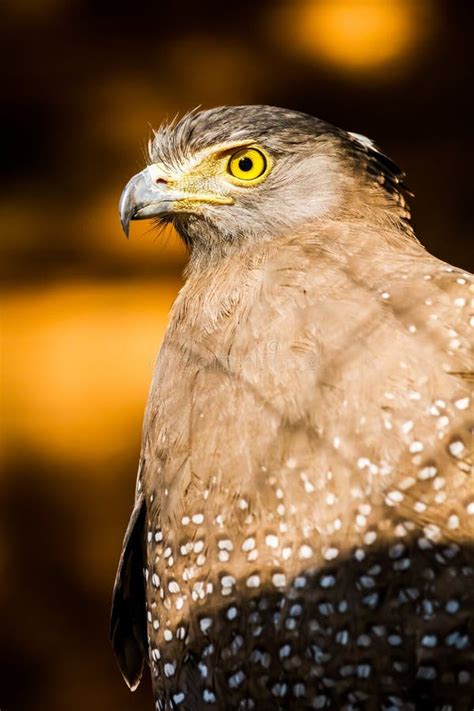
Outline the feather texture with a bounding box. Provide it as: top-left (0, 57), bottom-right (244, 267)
top-left (112, 107), bottom-right (473, 709)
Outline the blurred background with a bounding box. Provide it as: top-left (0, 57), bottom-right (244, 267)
top-left (1, 0), bottom-right (472, 708)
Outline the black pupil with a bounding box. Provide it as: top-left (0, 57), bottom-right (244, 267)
top-left (238, 156), bottom-right (253, 172)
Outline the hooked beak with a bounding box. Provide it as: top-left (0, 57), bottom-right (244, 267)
top-left (119, 167), bottom-right (174, 238)
top-left (119, 166), bottom-right (234, 238)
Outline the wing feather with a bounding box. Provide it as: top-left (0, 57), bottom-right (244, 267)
top-left (110, 494), bottom-right (147, 691)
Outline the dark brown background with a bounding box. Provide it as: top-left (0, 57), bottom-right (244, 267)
top-left (1, 1), bottom-right (472, 709)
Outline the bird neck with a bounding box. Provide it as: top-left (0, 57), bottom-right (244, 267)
top-left (182, 207), bottom-right (422, 279)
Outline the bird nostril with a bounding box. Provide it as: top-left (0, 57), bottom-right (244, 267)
top-left (155, 178), bottom-right (168, 185)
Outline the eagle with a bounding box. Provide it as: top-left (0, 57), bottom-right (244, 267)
top-left (112, 106), bottom-right (473, 710)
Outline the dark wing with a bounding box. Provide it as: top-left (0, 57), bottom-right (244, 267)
top-left (347, 130), bottom-right (413, 225)
top-left (110, 494), bottom-right (147, 691)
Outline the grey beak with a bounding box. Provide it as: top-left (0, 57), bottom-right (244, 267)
top-left (119, 168), bottom-right (174, 238)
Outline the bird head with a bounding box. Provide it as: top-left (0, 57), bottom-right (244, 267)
top-left (120, 106), bottom-right (411, 252)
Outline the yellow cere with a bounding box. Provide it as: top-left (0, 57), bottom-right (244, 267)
top-left (227, 147), bottom-right (270, 183)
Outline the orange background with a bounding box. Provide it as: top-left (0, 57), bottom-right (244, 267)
top-left (1, 1), bottom-right (472, 709)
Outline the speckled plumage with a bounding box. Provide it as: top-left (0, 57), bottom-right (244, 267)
top-left (112, 106), bottom-right (473, 710)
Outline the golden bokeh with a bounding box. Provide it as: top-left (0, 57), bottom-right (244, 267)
top-left (274, 0), bottom-right (429, 72)
top-left (2, 280), bottom-right (180, 465)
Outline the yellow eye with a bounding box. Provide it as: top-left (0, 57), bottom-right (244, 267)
top-left (227, 147), bottom-right (269, 182)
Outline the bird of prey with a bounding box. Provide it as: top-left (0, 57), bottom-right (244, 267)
top-left (112, 106), bottom-right (473, 710)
